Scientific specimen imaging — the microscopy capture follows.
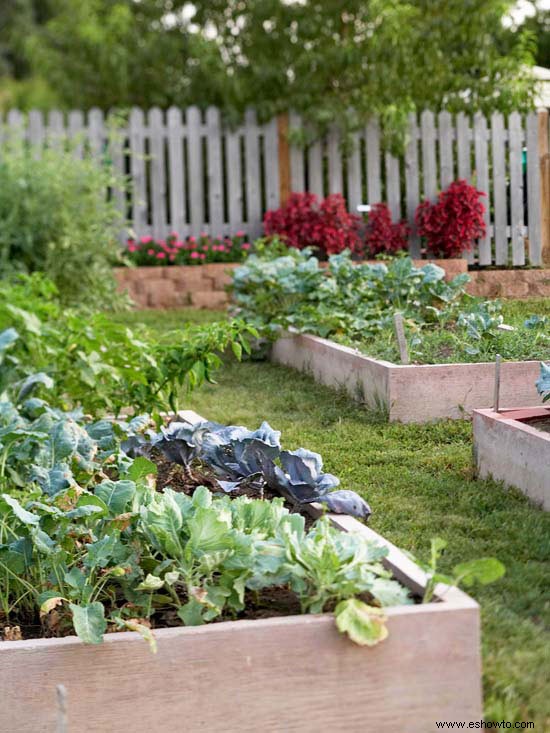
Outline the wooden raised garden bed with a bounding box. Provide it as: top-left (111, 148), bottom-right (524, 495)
top-left (473, 407), bottom-right (550, 511)
top-left (270, 332), bottom-right (543, 423)
top-left (0, 411), bottom-right (482, 732)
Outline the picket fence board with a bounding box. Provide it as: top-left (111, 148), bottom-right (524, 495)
top-left (526, 112), bottom-right (542, 265)
top-left (405, 112), bottom-right (420, 258)
top-left (365, 118), bottom-right (382, 204)
top-left (0, 107), bottom-right (543, 264)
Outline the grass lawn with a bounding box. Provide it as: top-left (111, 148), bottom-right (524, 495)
top-left (129, 306), bottom-right (550, 726)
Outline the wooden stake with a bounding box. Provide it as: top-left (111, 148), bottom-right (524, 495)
top-left (493, 354), bottom-right (501, 413)
top-left (393, 313), bottom-right (410, 365)
top-left (277, 113), bottom-right (291, 206)
top-left (56, 684), bottom-right (67, 733)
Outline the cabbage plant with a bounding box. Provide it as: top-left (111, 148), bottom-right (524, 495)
top-left (126, 418), bottom-right (372, 519)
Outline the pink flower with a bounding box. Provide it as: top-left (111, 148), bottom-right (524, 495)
top-left (200, 231), bottom-right (208, 238)
top-left (128, 244), bottom-right (137, 253)
top-left (199, 253), bottom-right (206, 260)
top-left (147, 249), bottom-right (155, 255)
top-left (190, 251), bottom-right (200, 259)
top-left (241, 242), bottom-right (251, 250)
top-left (175, 240), bottom-right (184, 248)
top-left (141, 235), bottom-right (153, 244)
top-left (189, 236), bottom-right (196, 243)
top-left (169, 254), bottom-right (176, 261)
top-left (156, 252), bottom-right (166, 259)
top-left (170, 231), bottom-right (179, 239)
top-left (236, 230), bottom-right (245, 237)
top-left (127, 238), bottom-right (135, 245)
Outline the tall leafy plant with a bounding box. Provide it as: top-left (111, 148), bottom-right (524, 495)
top-left (0, 138), bottom-right (125, 308)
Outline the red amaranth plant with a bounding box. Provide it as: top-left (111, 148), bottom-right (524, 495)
top-left (364, 203), bottom-right (409, 256)
top-left (263, 192), bottom-right (362, 256)
top-left (415, 180), bottom-right (486, 258)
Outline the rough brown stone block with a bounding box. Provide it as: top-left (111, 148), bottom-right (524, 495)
top-left (190, 291), bottom-right (229, 309)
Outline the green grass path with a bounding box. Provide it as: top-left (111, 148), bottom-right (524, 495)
top-left (130, 308), bottom-right (550, 726)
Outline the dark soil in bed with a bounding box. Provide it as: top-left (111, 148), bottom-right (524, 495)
top-left (521, 416), bottom-right (550, 435)
top-left (153, 450), bottom-right (317, 529)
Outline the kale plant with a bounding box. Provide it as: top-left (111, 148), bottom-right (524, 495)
top-left (126, 417), bottom-right (372, 519)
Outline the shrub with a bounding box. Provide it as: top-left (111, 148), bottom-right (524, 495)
top-left (0, 139), bottom-right (125, 307)
top-left (263, 192), bottom-right (362, 256)
top-left (415, 180), bottom-right (486, 258)
top-left (0, 274), bottom-right (257, 418)
top-left (364, 203), bottom-right (409, 256)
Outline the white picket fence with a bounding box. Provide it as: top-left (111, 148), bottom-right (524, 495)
top-left (0, 106), bottom-right (544, 265)
top-left (288, 110), bottom-right (542, 266)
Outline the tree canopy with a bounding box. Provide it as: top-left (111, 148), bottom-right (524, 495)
top-left (0, 0), bottom-right (537, 138)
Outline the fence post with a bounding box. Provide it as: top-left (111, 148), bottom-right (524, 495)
top-left (277, 113), bottom-right (291, 206)
top-left (538, 110), bottom-right (550, 266)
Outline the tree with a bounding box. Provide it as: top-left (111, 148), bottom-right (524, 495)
top-left (24, 0), bottom-right (228, 110)
top-left (2, 0), bottom-right (537, 144)
top-left (191, 0), bottom-right (535, 140)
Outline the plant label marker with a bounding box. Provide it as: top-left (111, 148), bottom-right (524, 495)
top-left (493, 354), bottom-right (502, 412)
top-left (393, 313), bottom-right (410, 365)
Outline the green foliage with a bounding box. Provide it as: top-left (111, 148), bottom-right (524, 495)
top-left (181, 356), bottom-right (550, 725)
top-left (0, 274), bottom-right (257, 417)
top-left (0, 139), bottom-right (125, 307)
top-left (0, 390), bottom-right (410, 646)
top-left (21, 0), bottom-right (227, 111)
top-left (418, 538), bottom-right (505, 603)
top-left (231, 250), bottom-right (550, 364)
top-left (193, 0), bottom-right (535, 144)
top-left (1, 1), bottom-right (536, 144)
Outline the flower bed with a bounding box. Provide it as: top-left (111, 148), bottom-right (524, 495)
top-left (473, 406), bottom-right (550, 511)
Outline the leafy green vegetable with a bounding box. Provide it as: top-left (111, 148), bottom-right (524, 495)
top-left (231, 250), bottom-right (550, 364)
top-left (69, 603), bottom-right (107, 645)
top-left (334, 599), bottom-right (388, 646)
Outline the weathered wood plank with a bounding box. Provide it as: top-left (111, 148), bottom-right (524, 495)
top-left (47, 109), bottom-right (64, 150)
top-left (68, 110), bottom-right (84, 158)
top-left (508, 112), bottom-right (525, 266)
top-left (526, 112), bottom-right (542, 265)
top-left (289, 111), bottom-right (305, 193)
top-left (456, 112), bottom-right (471, 181)
top-left (187, 105), bottom-right (204, 236)
top-left (226, 126), bottom-right (244, 233)
top-left (438, 110), bottom-right (454, 190)
top-left (167, 106), bottom-right (186, 237)
top-left (366, 118), bottom-right (381, 203)
top-left (244, 108), bottom-right (262, 238)
top-left (405, 113), bottom-right (420, 257)
top-left (474, 112), bottom-right (491, 265)
top-left (385, 152), bottom-right (401, 220)
top-left (109, 115), bottom-right (127, 232)
top-left (88, 108), bottom-right (104, 160)
top-left (307, 138), bottom-right (324, 198)
top-left (327, 125), bottom-right (342, 194)
top-left (129, 107), bottom-right (148, 235)
top-left (207, 106), bottom-right (224, 238)
top-left (346, 132), bottom-right (362, 214)
top-left (148, 107), bottom-right (167, 238)
top-left (264, 117), bottom-right (280, 210)
top-left (491, 112), bottom-right (508, 265)
top-left (420, 110), bottom-right (437, 201)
